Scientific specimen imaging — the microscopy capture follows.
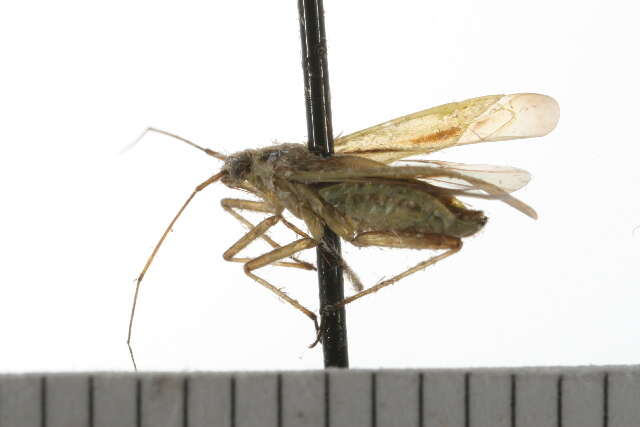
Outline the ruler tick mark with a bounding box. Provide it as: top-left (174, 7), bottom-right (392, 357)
top-left (603, 373), bottom-right (609, 427)
top-left (557, 375), bottom-right (563, 427)
top-left (136, 378), bottom-right (141, 427)
top-left (182, 376), bottom-right (189, 427)
top-left (277, 373), bottom-right (282, 427)
top-left (511, 374), bottom-right (516, 427)
top-left (371, 373), bottom-right (377, 427)
top-left (88, 376), bottom-right (94, 427)
top-left (324, 372), bottom-right (330, 427)
top-left (465, 373), bottom-right (470, 427)
top-left (418, 373), bottom-right (424, 427)
top-left (230, 376), bottom-right (236, 427)
top-left (40, 376), bottom-right (47, 427)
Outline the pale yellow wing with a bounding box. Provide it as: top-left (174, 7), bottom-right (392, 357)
top-left (334, 93), bottom-right (559, 164)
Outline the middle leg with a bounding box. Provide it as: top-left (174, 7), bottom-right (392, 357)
top-left (278, 216), bottom-right (364, 292)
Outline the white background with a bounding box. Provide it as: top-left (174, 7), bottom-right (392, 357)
top-left (0, 0), bottom-right (639, 373)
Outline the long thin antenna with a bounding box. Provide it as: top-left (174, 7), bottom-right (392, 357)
top-left (127, 171), bottom-right (225, 370)
top-left (124, 127), bottom-right (227, 160)
top-left (297, 0), bottom-right (349, 368)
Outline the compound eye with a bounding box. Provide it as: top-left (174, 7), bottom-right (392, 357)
top-left (230, 157), bottom-right (251, 180)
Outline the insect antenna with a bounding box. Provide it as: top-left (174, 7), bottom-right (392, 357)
top-left (122, 127), bottom-right (227, 160)
top-left (127, 170), bottom-right (226, 370)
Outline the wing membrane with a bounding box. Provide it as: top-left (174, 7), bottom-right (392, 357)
top-left (334, 93), bottom-right (559, 163)
top-left (404, 160), bottom-right (531, 193)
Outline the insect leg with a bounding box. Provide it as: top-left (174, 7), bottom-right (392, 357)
top-left (329, 232), bottom-right (462, 309)
top-left (279, 216), bottom-right (312, 239)
top-left (221, 198), bottom-right (315, 270)
top-left (243, 238), bottom-right (320, 332)
top-left (222, 215), bottom-right (313, 270)
top-left (127, 171), bottom-right (225, 370)
top-left (277, 216), bottom-right (363, 291)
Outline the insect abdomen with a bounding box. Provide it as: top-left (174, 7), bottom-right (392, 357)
top-left (318, 182), bottom-right (485, 238)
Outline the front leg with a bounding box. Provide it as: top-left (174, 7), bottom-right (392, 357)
top-left (221, 200), bottom-right (314, 271)
top-left (222, 215), bottom-right (310, 270)
top-left (243, 238), bottom-right (320, 334)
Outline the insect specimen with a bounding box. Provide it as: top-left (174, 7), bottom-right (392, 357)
top-left (127, 93), bottom-right (559, 367)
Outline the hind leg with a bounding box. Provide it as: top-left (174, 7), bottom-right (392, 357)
top-left (329, 232), bottom-right (462, 309)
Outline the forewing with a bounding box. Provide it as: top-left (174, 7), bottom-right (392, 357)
top-left (288, 164), bottom-right (537, 219)
top-left (334, 93), bottom-right (559, 163)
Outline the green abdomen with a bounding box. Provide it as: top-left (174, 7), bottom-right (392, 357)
top-left (318, 181), bottom-right (486, 238)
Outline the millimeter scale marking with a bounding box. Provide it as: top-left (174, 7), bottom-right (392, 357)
top-left (1, 367), bottom-right (639, 427)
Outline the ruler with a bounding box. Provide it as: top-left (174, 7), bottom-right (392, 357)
top-left (1, 366), bottom-right (639, 427)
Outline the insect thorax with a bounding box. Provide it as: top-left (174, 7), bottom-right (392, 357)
top-left (221, 143), bottom-right (323, 208)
